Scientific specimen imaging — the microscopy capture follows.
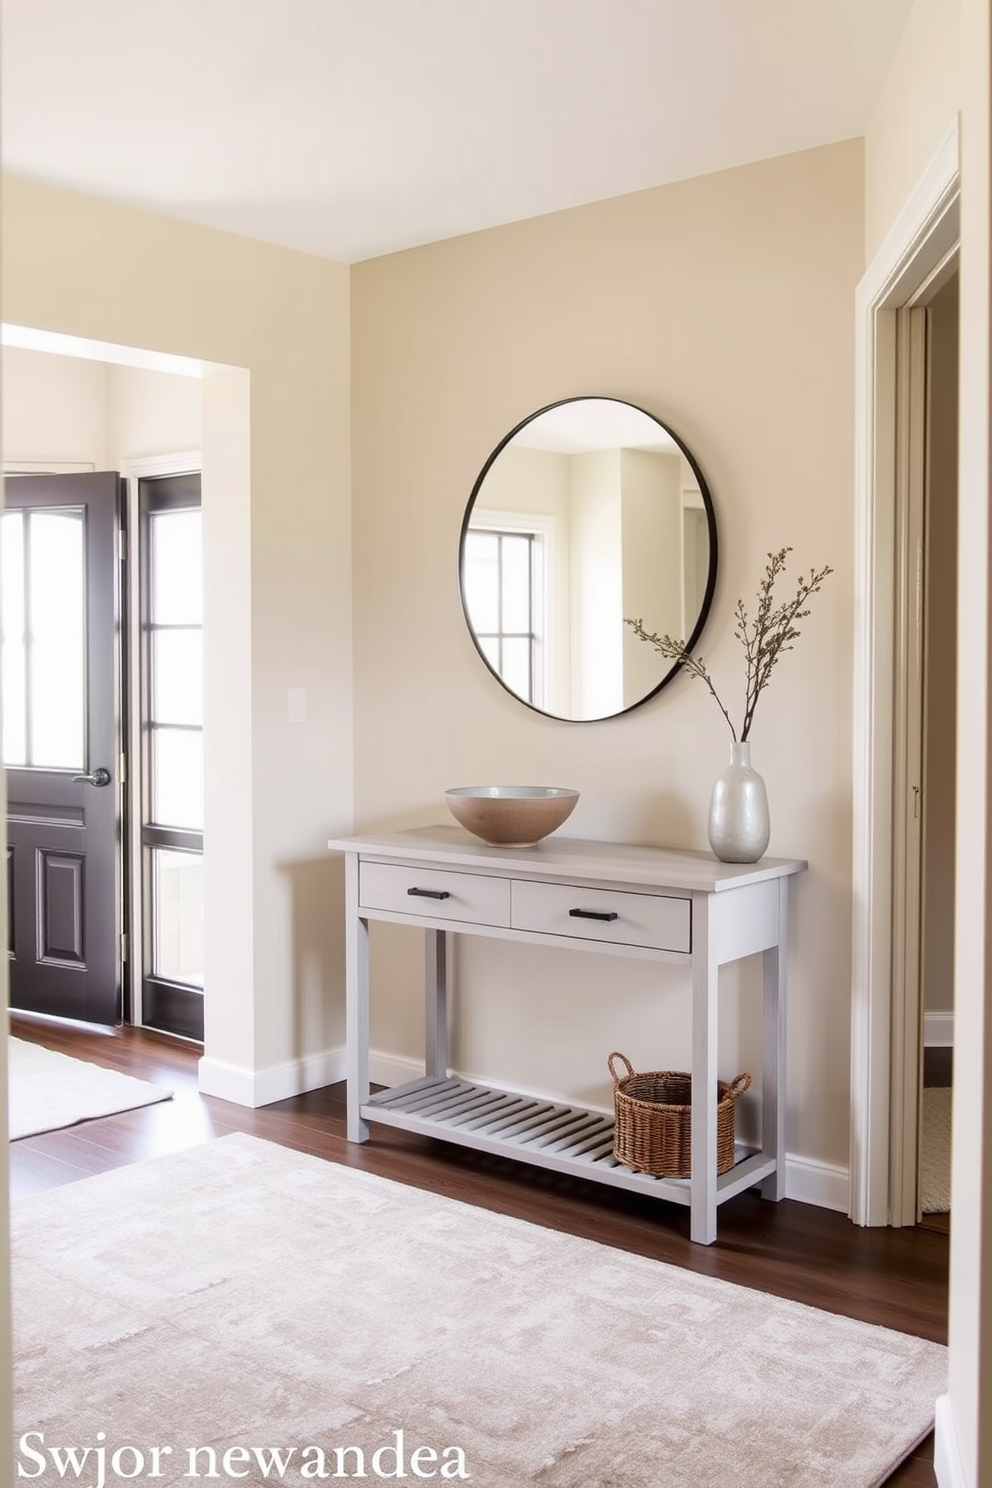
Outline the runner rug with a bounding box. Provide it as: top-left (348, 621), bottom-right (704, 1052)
top-left (920, 1085), bottom-right (952, 1214)
top-left (10, 1133), bottom-right (946, 1487)
top-left (7, 1036), bottom-right (172, 1140)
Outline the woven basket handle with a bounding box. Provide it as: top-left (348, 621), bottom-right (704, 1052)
top-left (726, 1072), bottom-right (752, 1100)
top-left (608, 1051), bottom-right (634, 1085)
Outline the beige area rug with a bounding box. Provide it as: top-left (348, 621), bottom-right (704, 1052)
top-left (7, 1036), bottom-right (172, 1140)
top-left (10, 1134), bottom-right (945, 1487)
top-left (920, 1085), bottom-right (952, 1214)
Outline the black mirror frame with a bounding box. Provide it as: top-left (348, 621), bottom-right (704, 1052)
top-left (457, 396), bottom-right (719, 722)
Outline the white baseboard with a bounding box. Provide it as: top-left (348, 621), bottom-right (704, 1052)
top-left (197, 1056), bottom-right (256, 1106)
top-left (200, 1046), bottom-right (851, 1213)
top-left (783, 1154), bottom-right (850, 1212)
top-left (934, 1394), bottom-right (968, 1488)
top-left (198, 1047), bottom-right (347, 1108)
top-left (925, 1012), bottom-right (955, 1048)
top-left (198, 1044), bottom-right (400, 1108)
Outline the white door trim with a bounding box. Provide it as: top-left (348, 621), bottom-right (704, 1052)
top-left (850, 122), bottom-right (959, 1227)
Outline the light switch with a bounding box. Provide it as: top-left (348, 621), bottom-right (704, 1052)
top-left (287, 687), bottom-right (307, 724)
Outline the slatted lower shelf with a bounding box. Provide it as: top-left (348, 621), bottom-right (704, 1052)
top-left (364, 1075), bottom-right (776, 1207)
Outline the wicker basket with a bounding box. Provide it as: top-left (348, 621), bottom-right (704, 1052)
top-left (608, 1052), bottom-right (751, 1178)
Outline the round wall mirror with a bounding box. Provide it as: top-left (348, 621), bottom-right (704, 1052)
top-left (458, 397), bottom-right (718, 722)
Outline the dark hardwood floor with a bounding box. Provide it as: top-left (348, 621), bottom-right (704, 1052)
top-left (924, 1046), bottom-right (953, 1087)
top-left (8, 1014), bottom-right (948, 1486)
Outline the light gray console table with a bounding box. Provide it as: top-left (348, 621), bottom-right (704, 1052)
top-left (328, 826), bottom-right (806, 1245)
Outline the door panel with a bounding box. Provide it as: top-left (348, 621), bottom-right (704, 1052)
top-left (3, 471), bottom-right (123, 1025)
top-left (39, 850), bottom-right (86, 962)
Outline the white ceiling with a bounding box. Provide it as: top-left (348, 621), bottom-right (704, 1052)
top-left (1, 0), bottom-right (914, 264)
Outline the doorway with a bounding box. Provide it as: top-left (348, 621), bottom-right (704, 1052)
top-left (916, 272), bottom-right (958, 1229)
top-left (1, 344), bottom-right (204, 1042)
top-left (849, 121), bottom-right (960, 1229)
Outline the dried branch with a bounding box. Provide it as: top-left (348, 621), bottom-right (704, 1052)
top-left (625, 547), bottom-right (833, 742)
top-left (626, 616), bottom-right (739, 740)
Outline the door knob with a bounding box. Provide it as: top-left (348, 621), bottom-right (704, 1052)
top-left (72, 767), bottom-right (112, 787)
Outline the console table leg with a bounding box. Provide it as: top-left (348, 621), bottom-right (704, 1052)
top-left (425, 929), bottom-right (448, 1079)
top-left (690, 892), bottom-right (718, 1245)
top-left (345, 854), bottom-right (370, 1143)
top-left (761, 878), bottom-right (789, 1201)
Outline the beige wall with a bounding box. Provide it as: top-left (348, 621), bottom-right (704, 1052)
top-left (2, 345), bottom-right (107, 467)
top-left (864, 0), bottom-right (961, 260)
top-left (351, 140), bottom-right (864, 1172)
top-left (106, 363), bottom-right (202, 465)
top-left (2, 345), bottom-right (202, 467)
top-left (1, 176), bottom-right (354, 1098)
top-left (923, 277), bottom-right (959, 1021)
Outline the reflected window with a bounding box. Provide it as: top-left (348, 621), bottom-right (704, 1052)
top-left (463, 528), bottom-right (544, 707)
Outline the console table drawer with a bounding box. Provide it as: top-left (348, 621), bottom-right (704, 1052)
top-left (511, 880), bottom-right (691, 952)
top-left (359, 862), bottom-right (511, 927)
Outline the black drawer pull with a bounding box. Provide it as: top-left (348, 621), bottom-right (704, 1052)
top-left (407, 887), bottom-right (451, 900)
top-left (569, 908), bottom-right (618, 922)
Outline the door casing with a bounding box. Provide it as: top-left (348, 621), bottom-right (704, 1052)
top-left (850, 121), bottom-right (960, 1226)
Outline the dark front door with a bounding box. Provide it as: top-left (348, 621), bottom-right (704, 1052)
top-left (3, 472), bottom-right (123, 1025)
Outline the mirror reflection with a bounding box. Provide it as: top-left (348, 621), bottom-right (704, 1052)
top-left (458, 397), bottom-right (718, 722)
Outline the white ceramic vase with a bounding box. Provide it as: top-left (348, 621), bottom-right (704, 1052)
top-left (707, 740), bottom-right (770, 863)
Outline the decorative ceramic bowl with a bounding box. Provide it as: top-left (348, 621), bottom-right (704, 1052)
top-left (444, 785), bottom-right (580, 847)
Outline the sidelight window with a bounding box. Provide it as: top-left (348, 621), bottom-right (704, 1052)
top-left (139, 475), bottom-right (204, 1039)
